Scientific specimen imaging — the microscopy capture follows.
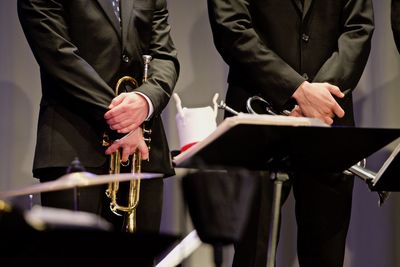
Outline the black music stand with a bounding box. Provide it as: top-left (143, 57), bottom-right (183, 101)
top-left (173, 115), bottom-right (400, 267)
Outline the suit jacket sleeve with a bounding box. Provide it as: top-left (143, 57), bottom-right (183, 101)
top-left (207, 0), bottom-right (306, 108)
top-left (312, 0), bottom-right (374, 92)
top-left (17, 0), bottom-right (115, 123)
top-left (135, 0), bottom-right (180, 118)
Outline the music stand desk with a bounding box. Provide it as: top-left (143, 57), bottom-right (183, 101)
top-left (173, 114), bottom-right (400, 267)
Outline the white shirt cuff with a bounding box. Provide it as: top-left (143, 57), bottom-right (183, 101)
top-left (134, 92), bottom-right (154, 120)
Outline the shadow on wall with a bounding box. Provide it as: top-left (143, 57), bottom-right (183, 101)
top-left (0, 81), bottom-right (35, 192)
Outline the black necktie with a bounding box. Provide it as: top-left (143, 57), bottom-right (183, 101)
top-left (111, 0), bottom-right (121, 23)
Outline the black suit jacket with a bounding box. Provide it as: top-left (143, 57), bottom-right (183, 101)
top-left (208, 0), bottom-right (374, 126)
top-left (17, 0), bottom-right (179, 177)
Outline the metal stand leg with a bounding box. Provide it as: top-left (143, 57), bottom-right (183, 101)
top-left (267, 172), bottom-right (289, 267)
top-left (73, 187), bottom-right (80, 211)
top-left (155, 230), bottom-right (202, 267)
top-left (213, 244), bottom-right (223, 267)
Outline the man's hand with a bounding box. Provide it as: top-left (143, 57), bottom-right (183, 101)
top-left (292, 81), bottom-right (345, 125)
top-left (289, 105), bottom-right (303, 117)
top-left (104, 92), bottom-right (149, 134)
top-left (105, 127), bottom-right (149, 162)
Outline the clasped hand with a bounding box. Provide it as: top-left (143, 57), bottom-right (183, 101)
top-left (104, 92), bottom-right (149, 161)
top-left (291, 81), bottom-right (345, 125)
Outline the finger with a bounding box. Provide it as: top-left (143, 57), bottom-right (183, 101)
top-left (117, 123), bottom-right (140, 134)
top-left (105, 96), bottom-right (126, 120)
top-left (106, 109), bottom-right (134, 127)
top-left (105, 104), bottom-right (126, 120)
top-left (108, 93), bottom-right (125, 109)
top-left (108, 117), bottom-right (138, 131)
top-left (324, 116), bottom-right (334, 125)
top-left (121, 145), bottom-right (132, 163)
top-left (289, 109), bottom-right (302, 117)
top-left (332, 102), bottom-right (345, 118)
top-left (138, 140), bottom-right (149, 161)
top-left (106, 110), bottom-right (134, 129)
top-left (105, 141), bottom-right (120, 155)
top-left (328, 85), bottom-right (344, 98)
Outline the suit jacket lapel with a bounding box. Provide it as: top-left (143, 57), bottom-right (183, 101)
top-left (302, 0), bottom-right (313, 19)
top-left (291, 0), bottom-right (313, 20)
top-left (291, 0), bottom-right (303, 14)
top-left (96, 0), bottom-right (121, 37)
top-left (121, 0), bottom-right (134, 47)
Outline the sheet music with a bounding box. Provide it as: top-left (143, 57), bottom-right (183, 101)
top-left (24, 206), bottom-right (113, 231)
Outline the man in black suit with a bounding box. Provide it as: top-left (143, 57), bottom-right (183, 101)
top-left (208, 0), bottom-right (374, 266)
top-left (393, 0), bottom-right (400, 53)
top-left (17, 0), bottom-right (179, 234)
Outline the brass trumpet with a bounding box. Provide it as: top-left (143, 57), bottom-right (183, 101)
top-left (102, 55), bottom-right (152, 233)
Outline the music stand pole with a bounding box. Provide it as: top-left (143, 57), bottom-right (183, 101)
top-left (66, 158), bottom-right (85, 211)
top-left (73, 187), bottom-right (80, 211)
top-left (267, 172), bottom-right (289, 267)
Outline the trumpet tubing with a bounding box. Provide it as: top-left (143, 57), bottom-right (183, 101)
top-left (106, 149), bottom-right (142, 233)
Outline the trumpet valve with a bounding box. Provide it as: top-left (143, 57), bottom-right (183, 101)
top-left (142, 55), bottom-right (152, 83)
top-left (142, 55), bottom-right (152, 64)
top-left (143, 128), bottom-right (152, 135)
top-left (143, 127), bottom-right (152, 145)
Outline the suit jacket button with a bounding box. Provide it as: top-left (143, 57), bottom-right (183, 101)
top-left (122, 54), bottom-right (130, 63)
top-left (301, 33), bottom-right (309, 42)
top-left (302, 73), bottom-right (309, 80)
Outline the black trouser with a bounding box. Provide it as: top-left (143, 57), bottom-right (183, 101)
top-left (37, 166), bottom-right (164, 233)
top-left (232, 171), bottom-right (354, 267)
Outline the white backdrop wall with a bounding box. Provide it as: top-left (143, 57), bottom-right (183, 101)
top-left (1, 1), bottom-right (400, 266)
